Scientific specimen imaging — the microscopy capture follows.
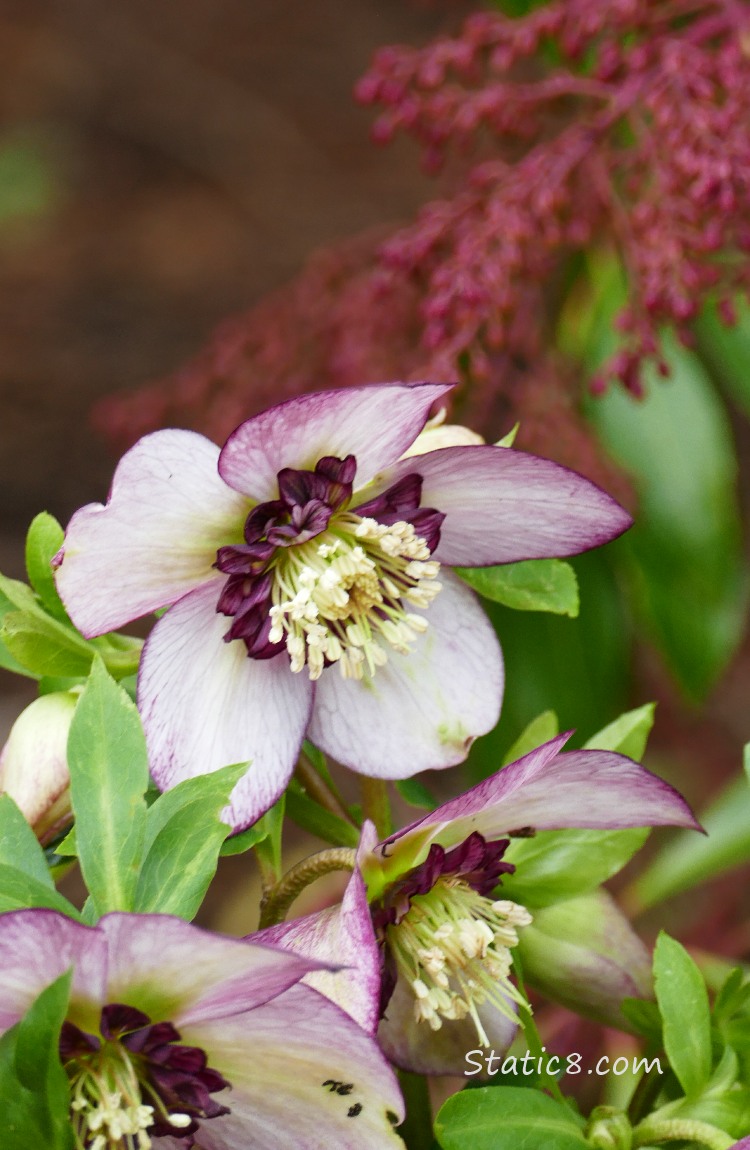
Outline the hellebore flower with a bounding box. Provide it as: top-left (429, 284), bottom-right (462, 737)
top-left (257, 733), bottom-right (699, 1075)
top-left (0, 909), bottom-right (404, 1148)
top-left (0, 691), bottom-right (77, 843)
top-left (54, 383), bottom-right (631, 829)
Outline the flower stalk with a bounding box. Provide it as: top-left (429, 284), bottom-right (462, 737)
top-left (258, 848), bottom-right (357, 928)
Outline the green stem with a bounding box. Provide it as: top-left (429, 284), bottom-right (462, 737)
top-left (361, 777), bottom-right (392, 839)
top-left (397, 1071), bottom-right (434, 1150)
top-left (633, 1118), bottom-right (733, 1149)
top-left (511, 953), bottom-right (566, 1105)
top-left (258, 847), bottom-right (356, 928)
top-left (295, 753), bottom-right (355, 824)
top-left (627, 1057), bottom-right (667, 1126)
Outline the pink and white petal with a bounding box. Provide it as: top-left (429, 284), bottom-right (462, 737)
top-left (0, 910), bottom-right (106, 1033)
top-left (253, 867), bottom-right (381, 1034)
top-left (218, 382), bottom-right (453, 500)
top-left (367, 445), bottom-right (632, 566)
top-left (378, 975), bottom-right (518, 1076)
top-left (99, 914), bottom-right (326, 1026)
top-left (138, 582), bottom-right (313, 830)
top-left (56, 430), bottom-right (249, 637)
top-left (182, 984), bottom-right (404, 1149)
top-left (308, 571), bottom-right (503, 777)
top-left (0, 692), bottom-right (76, 829)
top-left (384, 735), bottom-right (699, 862)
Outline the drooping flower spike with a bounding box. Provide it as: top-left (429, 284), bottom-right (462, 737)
top-left (55, 383), bottom-right (631, 828)
top-left (0, 909), bottom-right (404, 1148)
top-left (257, 733), bottom-right (699, 1075)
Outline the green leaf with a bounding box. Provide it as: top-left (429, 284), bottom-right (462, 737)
top-left (24, 513), bottom-right (68, 622)
top-left (621, 997), bottom-right (663, 1044)
top-left (434, 1086), bottom-right (587, 1150)
top-left (694, 296), bottom-right (750, 421)
top-left (633, 770), bottom-right (750, 910)
top-left (220, 821), bottom-right (270, 857)
top-left (456, 559), bottom-right (579, 617)
top-left (0, 970), bottom-right (73, 1150)
top-left (585, 334), bottom-right (746, 700)
top-left (653, 932), bottom-right (712, 1098)
top-left (134, 763), bottom-right (246, 919)
top-left (583, 702), bottom-right (655, 760)
top-left (253, 794), bottom-right (286, 882)
top-left (0, 864), bottom-right (81, 918)
top-left (396, 777), bottom-right (437, 810)
top-left (286, 783), bottom-right (360, 848)
top-left (0, 795), bottom-right (54, 887)
top-left (502, 711), bottom-right (559, 767)
top-left (502, 826), bottom-right (648, 908)
top-left (66, 657), bottom-right (149, 915)
top-left (1, 610), bottom-right (96, 678)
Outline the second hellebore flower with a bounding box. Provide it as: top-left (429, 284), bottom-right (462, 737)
top-left (0, 909), bottom-right (404, 1148)
top-left (257, 733), bottom-right (699, 1075)
top-left (54, 383), bottom-right (630, 828)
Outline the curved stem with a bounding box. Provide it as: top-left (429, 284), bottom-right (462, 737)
top-left (634, 1118), bottom-right (733, 1149)
top-left (258, 847), bottom-right (356, 928)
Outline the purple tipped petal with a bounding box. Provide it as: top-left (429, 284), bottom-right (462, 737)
top-left (0, 910), bottom-right (106, 1031)
top-left (138, 582), bottom-right (313, 830)
top-left (308, 572), bottom-right (503, 777)
top-left (254, 868), bottom-right (382, 1034)
top-left (99, 914), bottom-right (329, 1026)
top-left (218, 382), bottom-right (453, 500)
top-left (182, 984), bottom-right (405, 1149)
top-left (384, 734), bottom-right (699, 859)
top-left (56, 430), bottom-right (249, 637)
top-left (371, 445), bottom-right (632, 567)
top-left (378, 975), bottom-right (518, 1076)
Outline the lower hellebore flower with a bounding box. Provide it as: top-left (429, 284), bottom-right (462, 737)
top-left (257, 733), bottom-right (699, 1075)
top-left (0, 909), bottom-right (404, 1148)
top-left (54, 383), bottom-right (631, 829)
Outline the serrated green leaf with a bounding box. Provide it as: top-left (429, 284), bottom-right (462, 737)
top-left (456, 559), bottom-right (579, 617)
top-left (0, 864), bottom-right (81, 918)
top-left (435, 1086), bottom-right (586, 1150)
top-left (654, 932), bottom-right (712, 1098)
top-left (0, 970), bottom-right (73, 1149)
top-left (502, 826), bottom-right (648, 908)
top-left (25, 513), bottom-right (68, 623)
top-left (0, 795), bottom-right (54, 887)
top-left (66, 657), bottom-right (149, 915)
top-left (502, 711), bottom-right (559, 767)
top-left (633, 772), bottom-right (750, 910)
top-left (134, 763), bottom-right (246, 919)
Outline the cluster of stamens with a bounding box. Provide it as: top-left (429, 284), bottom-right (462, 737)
top-left (386, 876), bottom-right (532, 1045)
top-left (267, 514), bottom-right (442, 680)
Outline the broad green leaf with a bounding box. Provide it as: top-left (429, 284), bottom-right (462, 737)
top-left (502, 826), bottom-right (648, 908)
top-left (435, 1086), bottom-right (586, 1150)
top-left (24, 513), bottom-right (68, 622)
top-left (0, 795), bottom-right (54, 887)
top-left (0, 970), bottom-right (73, 1150)
top-left (396, 777), bottom-right (437, 810)
top-left (2, 610), bottom-right (96, 678)
top-left (286, 783), bottom-right (360, 848)
top-left (633, 770), bottom-right (750, 910)
top-left (66, 657), bottom-right (149, 915)
top-left (502, 711), bottom-right (559, 767)
top-left (585, 334), bottom-right (746, 700)
top-left (456, 559), bottom-right (579, 617)
top-left (654, 932), bottom-right (712, 1098)
top-left (0, 864), bottom-right (81, 918)
top-left (134, 763), bottom-right (246, 919)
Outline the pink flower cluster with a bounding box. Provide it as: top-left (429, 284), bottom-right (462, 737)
top-left (358, 0), bottom-right (750, 394)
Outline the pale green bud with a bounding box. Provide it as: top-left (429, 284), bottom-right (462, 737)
top-left (0, 691), bottom-right (77, 843)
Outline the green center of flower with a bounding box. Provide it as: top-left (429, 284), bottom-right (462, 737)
top-left (267, 513), bottom-right (442, 681)
top-left (386, 876), bottom-right (532, 1044)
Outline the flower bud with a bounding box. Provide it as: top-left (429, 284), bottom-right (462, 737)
top-left (586, 1107), bottom-right (633, 1150)
top-left (401, 420), bottom-right (485, 457)
top-left (516, 888), bottom-right (652, 1029)
top-left (0, 691), bottom-right (77, 843)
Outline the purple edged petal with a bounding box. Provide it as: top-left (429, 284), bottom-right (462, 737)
top-left (56, 430), bottom-right (249, 637)
top-left (218, 382), bottom-right (452, 500)
top-left (308, 571), bottom-right (503, 777)
top-left (138, 582), bottom-right (313, 830)
top-left (384, 734), bottom-right (699, 859)
top-left (99, 914), bottom-right (329, 1026)
top-left (181, 984), bottom-right (404, 1149)
top-left (368, 445), bottom-right (632, 566)
top-left (378, 975), bottom-right (518, 1076)
top-left (0, 910), bottom-right (106, 1032)
top-left (253, 867), bottom-right (381, 1034)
